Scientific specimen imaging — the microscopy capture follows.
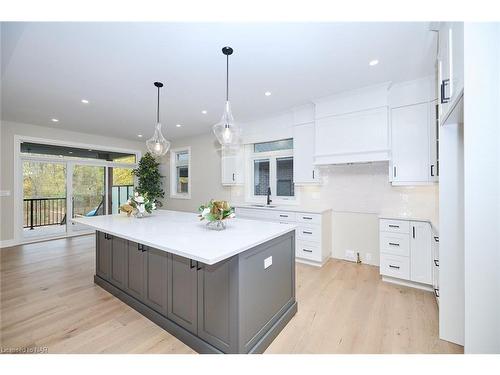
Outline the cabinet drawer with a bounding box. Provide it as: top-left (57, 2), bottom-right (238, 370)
top-left (297, 225), bottom-right (321, 242)
top-left (379, 232), bottom-right (410, 256)
top-left (380, 254), bottom-right (410, 280)
top-left (273, 211), bottom-right (296, 222)
top-left (296, 240), bottom-right (321, 261)
top-left (379, 219), bottom-right (409, 234)
top-left (297, 213), bottom-right (321, 225)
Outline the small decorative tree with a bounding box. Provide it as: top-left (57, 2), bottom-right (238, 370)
top-left (132, 152), bottom-right (165, 207)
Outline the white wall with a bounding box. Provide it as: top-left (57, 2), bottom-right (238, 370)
top-left (161, 132), bottom-right (232, 212)
top-left (463, 23), bottom-right (500, 354)
top-left (0, 120), bottom-right (146, 244)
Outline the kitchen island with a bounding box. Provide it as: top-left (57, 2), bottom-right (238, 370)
top-left (72, 210), bottom-right (297, 354)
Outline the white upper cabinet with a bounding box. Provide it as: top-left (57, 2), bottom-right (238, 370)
top-left (293, 122), bottom-right (321, 184)
top-left (389, 78), bottom-right (438, 185)
top-left (221, 148), bottom-right (244, 185)
top-left (438, 22), bottom-right (464, 124)
top-left (313, 84), bottom-right (390, 165)
top-left (391, 103), bottom-right (430, 183)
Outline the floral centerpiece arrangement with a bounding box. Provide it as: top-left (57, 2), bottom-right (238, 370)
top-left (198, 200), bottom-right (235, 230)
top-left (120, 192), bottom-right (156, 218)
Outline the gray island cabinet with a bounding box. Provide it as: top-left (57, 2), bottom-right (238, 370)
top-left (87, 212), bottom-right (297, 354)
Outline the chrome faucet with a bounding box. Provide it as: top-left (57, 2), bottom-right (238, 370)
top-left (266, 187), bottom-right (272, 205)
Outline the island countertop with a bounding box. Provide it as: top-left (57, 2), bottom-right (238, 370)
top-left (72, 210), bottom-right (296, 265)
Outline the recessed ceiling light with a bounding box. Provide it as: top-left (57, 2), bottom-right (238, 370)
top-left (176, 124), bottom-right (182, 128)
top-left (201, 110), bottom-right (207, 114)
top-left (264, 91), bottom-right (272, 96)
top-left (369, 59), bottom-right (379, 66)
top-left (81, 99), bottom-right (89, 104)
top-left (51, 118), bottom-right (59, 122)
top-left (137, 134), bottom-right (143, 138)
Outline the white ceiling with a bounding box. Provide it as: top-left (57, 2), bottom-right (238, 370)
top-left (1, 22), bottom-right (436, 141)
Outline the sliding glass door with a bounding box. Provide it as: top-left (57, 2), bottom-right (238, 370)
top-left (70, 164), bottom-right (106, 232)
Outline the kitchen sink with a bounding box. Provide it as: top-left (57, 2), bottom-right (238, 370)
top-left (250, 204), bottom-right (277, 208)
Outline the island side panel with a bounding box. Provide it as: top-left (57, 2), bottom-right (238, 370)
top-left (197, 256), bottom-right (239, 353)
top-left (237, 231), bottom-right (296, 353)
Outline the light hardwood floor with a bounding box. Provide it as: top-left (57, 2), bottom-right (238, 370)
top-left (0, 235), bottom-right (463, 354)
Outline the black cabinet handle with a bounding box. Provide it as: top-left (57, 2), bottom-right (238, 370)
top-left (434, 236), bottom-right (439, 243)
top-left (431, 165), bottom-right (435, 177)
top-left (393, 166), bottom-right (397, 178)
top-left (441, 79), bottom-right (450, 103)
top-left (190, 259), bottom-right (196, 269)
top-left (412, 226), bottom-right (415, 239)
top-left (232, 173), bottom-right (235, 181)
top-left (434, 288), bottom-right (440, 298)
top-left (302, 249), bottom-right (313, 253)
top-left (104, 233), bottom-right (112, 240)
top-left (303, 231), bottom-right (313, 235)
top-left (434, 259), bottom-right (439, 267)
top-left (388, 225), bottom-right (399, 228)
top-left (302, 217), bottom-right (312, 220)
top-left (137, 243), bottom-right (146, 252)
top-left (389, 265), bottom-right (400, 269)
top-left (196, 262), bottom-right (203, 271)
top-left (279, 214), bottom-right (288, 218)
top-left (388, 242), bottom-right (400, 246)
top-left (312, 170), bottom-right (315, 179)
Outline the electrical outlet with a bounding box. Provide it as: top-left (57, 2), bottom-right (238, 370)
top-left (344, 250), bottom-right (357, 262)
top-left (264, 256), bottom-right (272, 269)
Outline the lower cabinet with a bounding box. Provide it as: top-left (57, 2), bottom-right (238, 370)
top-left (143, 247), bottom-right (169, 315)
top-left (110, 236), bottom-right (127, 289)
top-left (96, 231), bottom-right (112, 280)
top-left (167, 254), bottom-right (198, 334)
top-left (125, 241), bottom-right (145, 301)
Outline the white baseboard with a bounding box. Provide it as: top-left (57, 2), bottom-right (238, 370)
top-left (381, 275), bottom-right (433, 292)
top-left (0, 231), bottom-right (94, 249)
top-left (296, 258), bottom-right (324, 267)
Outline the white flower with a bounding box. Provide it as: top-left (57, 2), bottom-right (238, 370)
top-left (229, 212), bottom-right (235, 218)
top-left (135, 196), bottom-right (145, 204)
top-left (152, 203), bottom-right (156, 210)
top-left (134, 192), bottom-right (139, 197)
top-left (201, 207), bottom-right (210, 218)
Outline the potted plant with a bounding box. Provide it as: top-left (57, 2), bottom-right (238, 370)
top-left (132, 152), bottom-right (165, 207)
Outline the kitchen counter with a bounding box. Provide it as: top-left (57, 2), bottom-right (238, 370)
top-left (233, 203), bottom-right (332, 214)
top-left (72, 209), bottom-right (296, 265)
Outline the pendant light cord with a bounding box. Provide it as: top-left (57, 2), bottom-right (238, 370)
top-left (226, 54), bottom-right (229, 102)
top-left (157, 86), bottom-right (160, 124)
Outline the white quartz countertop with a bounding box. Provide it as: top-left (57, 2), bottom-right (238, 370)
top-left (72, 210), bottom-right (296, 265)
top-left (233, 203), bottom-right (331, 214)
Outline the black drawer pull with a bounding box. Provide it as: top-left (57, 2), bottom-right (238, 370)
top-left (303, 231), bottom-right (313, 235)
top-left (190, 259), bottom-right (196, 269)
top-left (388, 242), bottom-right (400, 246)
top-left (434, 288), bottom-right (440, 298)
top-left (302, 249), bottom-right (313, 253)
top-left (389, 265), bottom-right (400, 269)
top-left (137, 243), bottom-right (145, 252)
top-left (104, 233), bottom-right (112, 240)
top-left (279, 214), bottom-right (288, 218)
top-left (434, 259), bottom-right (439, 267)
top-left (388, 225), bottom-right (399, 228)
top-left (302, 217), bottom-right (313, 220)
top-left (434, 236), bottom-right (439, 243)
top-left (197, 262), bottom-right (203, 271)
top-left (441, 79), bottom-right (450, 103)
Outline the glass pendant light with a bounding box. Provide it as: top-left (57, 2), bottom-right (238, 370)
top-left (146, 81), bottom-right (171, 156)
top-left (213, 46), bottom-right (241, 149)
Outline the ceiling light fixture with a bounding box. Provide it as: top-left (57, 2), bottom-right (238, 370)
top-left (201, 110), bottom-right (207, 114)
top-left (176, 124), bottom-right (181, 128)
top-left (81, 99), bottom-right (89, 104)
top-left (137, 134), bottom-right (143, 138)
top-left (265, 91), bottom-right (272, 96)
top-left (212, 46), bottom-right (240, 149)
top-left (146, 82), bottom-right (170, 157)
top-left (51, 118), bottom-right (59, 122)
top-left (369, 59), bottom-right (379, 66)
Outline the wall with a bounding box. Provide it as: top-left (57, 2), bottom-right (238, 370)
top-left (160, 132), bottom-right (232, 212)
top-left (463, 23), bottom-right (500, 354)
top-left (0, 120), bottom-right (146, 244)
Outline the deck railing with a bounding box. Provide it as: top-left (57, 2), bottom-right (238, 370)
top-left (23, 197), bottom-right (66, 230)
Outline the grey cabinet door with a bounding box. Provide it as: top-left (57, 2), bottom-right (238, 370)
top-left (167, 254), bottom-right (198, 334)
top-left (110, 236), bottom-right (127, 289)
top-left (125, 241), bottom-right (145, 301)
top-left (96, 231), bottom-right (112, 280)
top-left (143, 247), bottom-right (168, 315)
top-left (197, 257), bottom-right (238, 353)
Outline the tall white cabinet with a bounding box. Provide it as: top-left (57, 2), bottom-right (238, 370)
top-left (293, 122), bottom-right (321, 184)
top-left (221, 148), bottom-right (244, 185)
